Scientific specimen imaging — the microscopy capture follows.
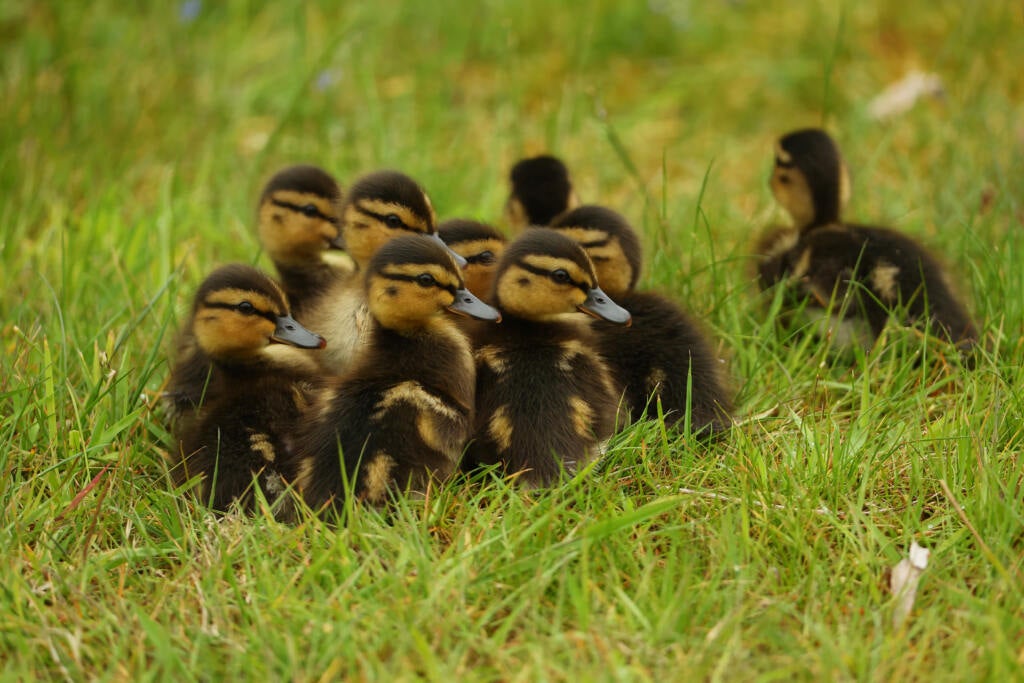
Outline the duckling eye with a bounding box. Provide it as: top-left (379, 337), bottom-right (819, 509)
top-left (300, 203), bottom-right (319, 217)
top-left (416, 273), bottom-right (436, 288)
top-left (236, 301), bottom-right (256, 315)
top-left (551, 269), bottom-right (571, 284)
top-left (777, 173), bottom-right (790, 185)
top-left (477, 251), bottom-right (495, 265)
top-left (384, 213), bottom-right (404, 229)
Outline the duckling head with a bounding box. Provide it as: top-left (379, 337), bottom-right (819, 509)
top-left (341, 170), bottom-right (468, 270)
top-left (505, 155), bottom-right (579, 230)
top-left (492, 228), bottom-right (631, 325)
top-left (437, 219), bottom-right (508, 298)
top-left (548, 205), bottom-right (641, 300)
top-left (258, 165), bottom-right (344, 267)
top-left (365, 234), bottom-right (500, 334)
top-left (192, 264), bottom-right (325, 362)
top-left (771, 128), bottom-right (851, 231)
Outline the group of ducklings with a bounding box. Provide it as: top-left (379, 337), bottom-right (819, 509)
top-left (164, 127), bottom-right (978, 518)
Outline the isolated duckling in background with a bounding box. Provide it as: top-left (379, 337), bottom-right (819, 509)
top-left (549, 206), bottom-right (733, 435)
top-left (437, 218), bottom-right (507, 299)
top-left (291, 235), bottom-right (500, 514)
top-left (299, 170), bottom-right (468, 373)
top-left (504, 154), bottom-right (579, 230)
top-left (754, 128), bottom-right (978, 352)
top-left (166, 264), bottom-right (325, 513)
top-left (257, 165), bottom-right (349, 316)
top-left (463, 229), bottom-right (631, 488)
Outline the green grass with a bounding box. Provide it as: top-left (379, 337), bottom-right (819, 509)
top-left (2, 1), bottom-right (1023, 679)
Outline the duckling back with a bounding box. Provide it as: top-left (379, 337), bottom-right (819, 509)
top-left (549, 205), bottom-right (733, 435)
top-left (504, 155), bottom-right (578, 230)
top-left (464, 229), bottom-right (630, 487)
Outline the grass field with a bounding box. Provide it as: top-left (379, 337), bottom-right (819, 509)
top-left (2, 1), bottom-right (1023, 680)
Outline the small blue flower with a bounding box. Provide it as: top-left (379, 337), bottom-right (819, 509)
top-left (179, 0), bottom-right (202, 23)
top-left (314, 70), bottom-right (340, 93)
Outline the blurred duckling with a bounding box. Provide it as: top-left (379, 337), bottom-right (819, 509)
top-left (257, 165), bottom-right (350, 316)
top-left (291, 235), bottom-right (500, 513)
top-left (504, 154), bottom-right (579, 230)
top-left (549, 206), bottom-right (733, 435)
top-left (437, 218), bottom-right (507, 299)
top-left (463, 228), bottom-right (631, 488)
top-left (166, 264), bottom-right (325, 513)
top-left (299, 170), bottom-right (468, 373)
top-left (754, 128), bottom-right (978, 352)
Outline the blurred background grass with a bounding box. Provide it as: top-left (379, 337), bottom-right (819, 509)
top-left (1, 1), bottom-right (1023, 679)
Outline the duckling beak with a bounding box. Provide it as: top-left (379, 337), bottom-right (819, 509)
top-left (272, 314), bottom-right (327, 349)
top-left (579, 287), bottom-right (631, 326)
top-left (447, 288), bottom-right (502, 322)
top-left (429, 232), bottom-right (469, 268)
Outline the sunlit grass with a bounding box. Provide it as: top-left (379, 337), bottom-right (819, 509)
top-left (2, 0), bottom-right (1022, 679)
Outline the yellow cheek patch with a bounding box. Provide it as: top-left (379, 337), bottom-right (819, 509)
top-left (357, 199), bottom-right (431, 232)
top-left (774, 142), bottom-right (792, 165)
top-left (488, 405), bottom-right (514, 452)
top-left (504, 198), bottom-right (527, 230)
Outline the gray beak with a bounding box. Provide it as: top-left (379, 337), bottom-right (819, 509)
top-left (430, 232), bottom-right (469, 268)
top-left (578, 287), bottom-right (631, 325)
top-left (273, 314), bottom-right (327, 349)
top-left (448, 288), bottom-right (502, 322)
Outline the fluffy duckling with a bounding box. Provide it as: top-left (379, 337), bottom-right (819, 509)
top-left (437, 218), bottom-right (508, 300)
top-left (754, 128), bottom-right (978, 352)
top-left (257, 165), bottom-right (350, 316)
top-left (549, 206), bottom-right (733, 435)
top-left (299, 170), bottom-right (468, 373)
top-left (463, 228), bottom-right (631, 488)
top-left (291, 235), bottom-right (500, 513)
top-left (504, 155), bottom-right (579, 230)
top-left (166, 264), bottom-right (325, 513)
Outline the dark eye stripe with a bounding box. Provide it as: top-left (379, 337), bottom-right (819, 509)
top-left (516, 261), bottom-right (589, 293)
top-left (580, 238), bottom-right (610, 248)
top-left (271, 198), bottom-right (339, 226)
top-left (203, 301), bottom-right (278, 324)
top-left (382, 272), bottom-right (458, 297)
top-left (357, 208), bottom-right (422, 233)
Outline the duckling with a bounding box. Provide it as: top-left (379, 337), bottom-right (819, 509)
top-left (437, 218), bottom-right (508, 300)
top-left (166, 264), bottom-right (325, 513)
top-left (463, 228), bottom-right (631, 488)
top-left (298, 170), bottom-right (468, 373)
top-left (257, 164), bottom-right (350, 316)
top-left (504, 154), bottom-right (579, 230)
top-left (754, 128), bottom-right (978, 352)
top-left (290, 234), bottom-right (500, 513)
top-left (548, 206), bottom-right (733, 435)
